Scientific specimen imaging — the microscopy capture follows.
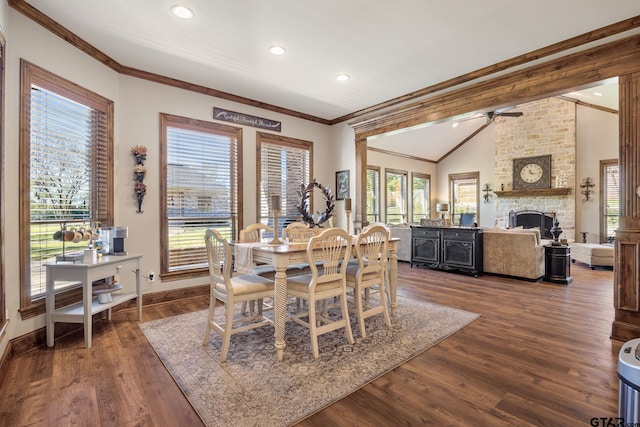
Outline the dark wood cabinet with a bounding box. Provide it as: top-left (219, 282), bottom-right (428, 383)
top-left (411, 226), bottom-right (483, 276)
top-left (411, 226), bottom-right (441, 267)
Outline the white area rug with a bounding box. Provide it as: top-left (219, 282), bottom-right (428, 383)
top-left (140, 296), bottom-right (479, 426)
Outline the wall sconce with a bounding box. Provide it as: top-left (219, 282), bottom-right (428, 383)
top-left (580, 177), bottom-right (595, 202)
top-left (436, 203), bottom-right (449, 219)
top-left (482, 183), bottom-right (493, 203)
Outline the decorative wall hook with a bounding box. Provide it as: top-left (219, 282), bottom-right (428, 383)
top-left (482, 183), bottom-right (493, 203)
top-left (580, 177), bottom-right (595, 202)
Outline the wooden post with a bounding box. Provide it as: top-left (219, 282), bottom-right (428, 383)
top-left (612, 71), bottom-right (640, 341)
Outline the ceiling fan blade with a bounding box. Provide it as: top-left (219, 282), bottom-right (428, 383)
top-left (497, 111), bottom-right (523, 117)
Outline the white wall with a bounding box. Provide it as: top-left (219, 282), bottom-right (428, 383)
top-left (436, 125), bottom-right (495, 227)
top-left (330, 123), bottom-right (357, 229)
top-left (575, 105), bottom-right (619, 242)
top-left (1, 10), bottom-right (336, 346)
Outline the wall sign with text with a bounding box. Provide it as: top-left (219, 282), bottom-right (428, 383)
top-left (213, 108), bottom-right (281, 132)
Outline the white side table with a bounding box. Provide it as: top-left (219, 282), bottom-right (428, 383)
top-left (45, 254), bottom-right (142, 348)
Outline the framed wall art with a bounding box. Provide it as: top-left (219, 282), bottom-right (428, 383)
top-left (336, 170), bottom-right (350, 200)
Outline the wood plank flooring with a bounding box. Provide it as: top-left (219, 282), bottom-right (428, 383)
top-left (0, 262), bottom-right (621, 426)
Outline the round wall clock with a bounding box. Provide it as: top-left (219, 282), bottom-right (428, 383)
top-left (512, 155), bottom-right (552, 190)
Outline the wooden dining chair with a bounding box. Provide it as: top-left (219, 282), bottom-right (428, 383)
top-left (239, 222), bottom-right (273, 241)
top-left (202, 229), bottom-right (274, 363)
top-left (237, 223), bottom-right (277, 315)
top-left (281, 221), bottom-right (309, 241)
top-left (238, 223), bottom-right (276, 278)
top-left (345, 224), bottom-right (391, 339)
top-left (286, 228), bottom-right (355, 359)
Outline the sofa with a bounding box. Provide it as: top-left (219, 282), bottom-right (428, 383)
top-left (483, 228), bottom-right (546, 280)
top-left (389, 225), bottom-right (412, 262)
top-left (571, 242), bottom-right (614, 269)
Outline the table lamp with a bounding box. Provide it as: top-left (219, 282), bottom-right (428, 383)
top-left (436, 203), bottom-right (449, 219)
top-left (344, 198), bottom-right (351, 234)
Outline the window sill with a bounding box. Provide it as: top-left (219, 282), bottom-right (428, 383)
top-left (160, 268), bottom-right (208, 282)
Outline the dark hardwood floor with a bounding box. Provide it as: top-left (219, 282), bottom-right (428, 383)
top-left (0, 262), bottom-right (621, 426)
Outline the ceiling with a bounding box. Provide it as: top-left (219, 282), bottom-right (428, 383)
top-left (20, 1), bottom-right (639, 119)
top-left (368, 78), bottom-right (620, 161)
top-left (15, 1), bottom-right (640, 159)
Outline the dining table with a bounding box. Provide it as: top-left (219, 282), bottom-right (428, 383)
top-left (232, 235), bottom-right (399, 361)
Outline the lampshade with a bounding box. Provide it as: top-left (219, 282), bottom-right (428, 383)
top-left (436, 203), bottom-right (449, 213)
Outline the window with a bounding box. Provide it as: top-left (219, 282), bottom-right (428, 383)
top-left (19, 60), bottom-right (113, 316)
top-left (385, 169), bottom-right (407, 224)
top-left (411, 172), bottom-right (430, 223)
top-left (256, 132), bottom-right (312, 237)
top-left (366, 166), bottom-right (380, 223)
top-left (601, 159), bottom-right (619, 243)
top-left (449, 172), bottom-right (479, 225)
top-left (160, 114), bottom-right (242, 279)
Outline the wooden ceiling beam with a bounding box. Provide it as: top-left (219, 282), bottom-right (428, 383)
top-left (351, 33), bottom-right (640, 139)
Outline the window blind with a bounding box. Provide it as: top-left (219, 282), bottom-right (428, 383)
top-left (28, 85), bottom-right (110, 297)
top-left (258, 136), bottom-right (311, 236)
top-left (366, 168), bottom-right (380, 222)
top-left (164, 121), bottom-right (239, 272)
top-left (603, 162), bottom-right (619, 241)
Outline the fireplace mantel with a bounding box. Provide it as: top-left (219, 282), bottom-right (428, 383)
top-left (494, 187), bottom-right (572, 198)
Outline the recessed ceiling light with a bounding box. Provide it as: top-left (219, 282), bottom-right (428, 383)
top-left (170, 5), bottom-right (194, 19)
top-left (268, 45), bottom-right (286, 56)
top-left (335, 73), bottom-right (351, 82)
top-left (593, 91), bottom-right (603, 97)
top-left (452, 122), bottom-right (459, 128)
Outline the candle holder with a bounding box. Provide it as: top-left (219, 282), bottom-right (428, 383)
top-left (344, 198), bottom-right (352, 234)
top-left (270, 195), bottom-right (283, 244)
top-left (482, 183), bottom-right (493, 203)
top-left (580, 177), bottom-right (595, 202)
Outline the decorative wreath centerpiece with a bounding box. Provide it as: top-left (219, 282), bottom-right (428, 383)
top-left (296, 179), bottom-right (335, 227)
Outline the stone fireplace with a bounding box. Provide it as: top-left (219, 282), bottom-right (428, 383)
top-left (493, 97), bottom-right (576, 241)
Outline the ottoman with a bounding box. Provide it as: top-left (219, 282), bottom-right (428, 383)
top-left (571, 243), bottom-right (614, 269)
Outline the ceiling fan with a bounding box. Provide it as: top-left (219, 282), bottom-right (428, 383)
top-left (485, 109), bottom-right (523, 122)
top-left (452, 108), bottom-right (523, 126)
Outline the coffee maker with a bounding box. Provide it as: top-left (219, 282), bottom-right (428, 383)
top-left (102, 227), bottom-right (128, 255)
